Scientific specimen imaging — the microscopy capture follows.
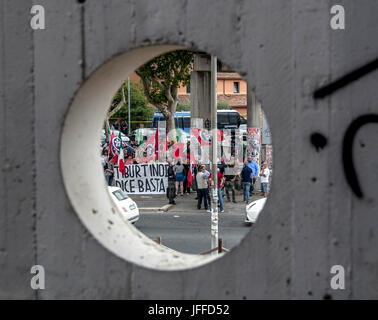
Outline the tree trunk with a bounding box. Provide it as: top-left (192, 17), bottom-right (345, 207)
top-left (165, 99), bottom-right (178, 143)
top-left (166, 112), bottom-right (176, 142)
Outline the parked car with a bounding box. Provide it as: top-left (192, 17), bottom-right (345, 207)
top-left (107, 186), bottom-right (139, 224)
top-left (245, 198), bottom-right (266, 225)
top-left (129, 128), bottom-right (155, 144)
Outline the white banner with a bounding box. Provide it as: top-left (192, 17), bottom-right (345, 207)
top-left (114, 163), bottom-right (169, 194)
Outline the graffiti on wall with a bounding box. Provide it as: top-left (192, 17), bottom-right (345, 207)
top-left (247, 127), bottom-right (261, 159)
top-left (313, 55), bottom-right (378, 199)
top-left (265, 145), bottom-right (273, 170)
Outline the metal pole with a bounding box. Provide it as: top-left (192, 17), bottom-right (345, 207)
top-left (210, 55), bottom-right (218, 255)
top-left (218, 238), bottom-right (223, 254)
top-left (247, 90), bottom-right (261, 191)
top-left (128, 77), bottom-right (131, 135)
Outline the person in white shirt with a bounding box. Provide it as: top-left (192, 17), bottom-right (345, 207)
top-left (259, 162), bottom-right (271, 197)
top-left (196, 165), bottom-right (212, 212)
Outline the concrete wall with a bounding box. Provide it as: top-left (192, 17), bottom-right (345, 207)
top-left (1, 0), bottom-right (378, 299)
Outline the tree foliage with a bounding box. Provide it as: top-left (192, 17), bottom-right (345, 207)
top-left (217, 100), bottom-right (231, 110)
top-left (136, 50), bottom-right (194, 141)
top-left (177, 101), bottom-right (191, 111)
top-left (110, 81), bottom-right (155, 125)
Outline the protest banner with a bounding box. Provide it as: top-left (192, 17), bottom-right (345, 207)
top-left (113, 163), bottom-right (169, 194)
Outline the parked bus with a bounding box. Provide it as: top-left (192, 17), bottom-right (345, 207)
top-left (152, 110), bottom-right (246, 133)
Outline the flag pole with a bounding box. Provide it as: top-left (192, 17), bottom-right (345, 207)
top-left (128, 77), bottom-right (131, 135)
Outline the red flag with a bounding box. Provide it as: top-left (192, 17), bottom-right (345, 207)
top-left (217, 129), bottom-right (224, 142)
top-left (174, 142), bottom-right (185, 159)
top-left (187, 151), bottom-right (196, 188)
top-left (118, 143), bottom-right (126, 175)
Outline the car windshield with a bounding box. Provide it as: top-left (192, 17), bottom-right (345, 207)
top-left (112, 189), bottom-right (129, 201)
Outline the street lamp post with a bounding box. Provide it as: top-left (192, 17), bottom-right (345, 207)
top-left (128, 77), bottom-right (131, 135)
top-left (210, 55), bottom-right (218, 254)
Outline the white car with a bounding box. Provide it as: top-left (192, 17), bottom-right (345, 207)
top-left (245, 198), bottom-right (267, 224)
top-left (107, 186), bottom-right (139, 224)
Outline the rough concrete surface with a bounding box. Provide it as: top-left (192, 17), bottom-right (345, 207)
top-left (1, 0), bottom-right (378, 299)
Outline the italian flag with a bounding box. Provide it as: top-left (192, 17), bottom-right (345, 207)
top-left (176, 128), bottom-right (185, 143)
top-left (112, 131), bottom-right (122, 165)
top-left (187, 151), bottom-right (196, 188)
top-left (118, 135), bottom-right (126, 176)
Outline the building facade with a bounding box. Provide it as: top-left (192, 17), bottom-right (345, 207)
top-left (177, 72), bottom-right (248, 118)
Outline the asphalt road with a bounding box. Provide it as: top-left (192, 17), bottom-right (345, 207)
top-left (133, 193), bottom-right (260, 254)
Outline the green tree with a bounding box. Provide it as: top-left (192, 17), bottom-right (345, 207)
top-left (177, 101), bottom-right (191, 111)
top-left (109, 81), bottom-right (155, 131)
top-left (136, 50), bottom-right (194, 142)
top-left (217, 100), bottom-right (231, 110)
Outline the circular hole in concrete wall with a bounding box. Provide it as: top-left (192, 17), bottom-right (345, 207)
top-left (61, 45), bottom-right (273, 271)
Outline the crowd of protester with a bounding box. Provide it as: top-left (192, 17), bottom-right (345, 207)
top-left (165, 155), bottom-right (270, 213)
top-left (102, 124), bottom-right (271, 212)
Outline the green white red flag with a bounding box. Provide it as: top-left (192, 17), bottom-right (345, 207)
top-left (118, 140), bottom-right (126, 175)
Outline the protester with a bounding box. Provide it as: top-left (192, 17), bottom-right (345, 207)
top-left (120, 120), bottom-right (128, 135)
top-left (241, 161), bottom-right (253, 203)
top-left (167, 161), bottom-right (176, 205)
top-left (186, 141), bottom-right (191, 162)
top-left (125, 153), bottom-right (136, 165)
top-left (101, 148), bottom-right (109, 167)
top-left (193, 163), bottom-right (199, 200)
top-left (218, 158), bottom-right (226, 174)
top-left (183, 159), bottom-right (191, 194)
top-left (125, 143), bottom-right (134, 157)
top-left (208, 167), bottom-right (225, 212)
top-left (224, 162), bottom-right (237, 203)
top-left (203, 165), bottom-right (212, 209)
top-left (217, 168), bottom-right (225, 213)
top-left (247, 155), bottom-right (259, 194)
top-left (174, 160), bottom-right (185, 196)
top-left (196, 165), bottom-right (212, 212)
top-left (260, 162), bottom-right (271, 198)
top-left (104, 156), bottom-right (115, 186)
top-left (139, 151), bottom-right (154, 164)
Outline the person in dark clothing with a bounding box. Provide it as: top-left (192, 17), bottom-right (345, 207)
top-left (224, 163), bottom-right (237, 203)
top-left (186, 141), bottom-right (191, 161)
top-left (183, 159), bottom-right (190, 194)
top-left (167, 161), bottom-right (176, 205)
top-left (104, 156), bottom-right (115, 186)
top-left (193, 164), bottom-right (199, 199)
top-left (218, 159), bottom-right (226, 175)
top-left (241, 161), bottom-right (253, 203)
top-left (125, 144), bottom-right (134, 157)
top-left (120, 120), bottom-right (128, 135)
